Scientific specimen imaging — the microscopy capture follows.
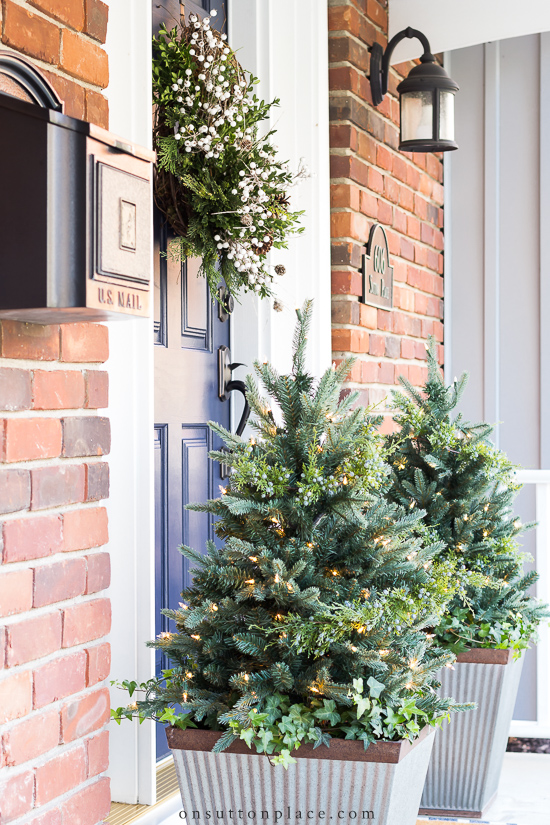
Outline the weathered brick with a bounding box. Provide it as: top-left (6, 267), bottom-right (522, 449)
top-left (42, 68), bottom-right (86, 120)
top-left (85, 370), bottom-right (108, 408)
top-left (87, 729), bottom-right (109, 776)
top-left (85, 462), bottom-right (109, 501)
top-left (85, 88), bottom-right (109, 129)
top-left (62, 416), bottom-right (111, 457)
top-left (60, 324), bottom-right (108, 363)
top-left (35, 742), bottom-right (87, 805)
top-left (61, 777), bottom-right (111, 825)
top-left (33, 369), bottom-right (86, 410)
top-left (331, 271), bottom-right (362, 297)
top-left (0, 321), bottom-right (59, 360)
top-left (385, 335), bottom-right (401, 359)
top-left (0, 568), bottom-right (33, 617)
top-left (0, 368), bottom-right (32, 410)
top-left (86, 641), bottom-right (110, 686)
top-left (3, 709), bottom-right (60, 766)
top-left (34, 651), bottom-right (87, 708)
top-left (331, 300), bottom-right (360, 326)
top-left (61, 687), bottom-right (110, 741)
top-left (33, 557), bottom-right (87, 608)
top-left (61, 29), bottom-right (109, 87)
top-left (85, 0), bottom-right (108, 43)
top-left (0, 670), bottom-right (33, 724)
top-left (85, 552), bottom-right (110, 594)
top-left (29, 0), bottom-right (85, 30)
top-left (0, 769), bottom-right (34, 822)
top-left (3, 514), bottom-right (63, 563)
top-left (62, 598), bottom-right (111, 648)
top-left (31, 463), bottom-right (86, 510)
top-left (3, 417), bottom-right (62, 462)
top-left (63, 506), bottom-right (108, 551)
top-left (25, 808), bottom-right (62, 825)
top-left (6, 611), bottom-right (62, 667)
top-left (0, 468), bottom-right (31, 514)
top-left (2, 1), bottom-right (61, 65)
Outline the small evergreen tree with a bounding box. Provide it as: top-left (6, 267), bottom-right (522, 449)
top-left (113, 304), bottom-right (466, 765)
top-left (385, 339), bottom-right (549, 654)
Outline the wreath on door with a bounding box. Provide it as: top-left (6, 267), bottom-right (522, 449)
top-left (153, 11), bottom-right (307, 301)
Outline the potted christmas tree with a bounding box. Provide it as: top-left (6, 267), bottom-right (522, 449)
top-left (385, 339), bottom-right (549, 818)
top-left (113, 305), bottom-right (468, 825)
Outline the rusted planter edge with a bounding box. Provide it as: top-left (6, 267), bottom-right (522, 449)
top-left (455, 647), bottom-right (513, 665)
top-left (166, 721), bottom-right (433, 765)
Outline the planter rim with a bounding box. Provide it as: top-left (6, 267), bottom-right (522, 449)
top-left (166, 722), bottom-right (434, 765)
top-left (455, 648), bottom-right (513, 665)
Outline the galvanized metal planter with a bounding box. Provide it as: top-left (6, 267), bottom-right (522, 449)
top-left (167, 726), bottom-right (436, 825)
top-left (420, 648), bottom-right (524, 818)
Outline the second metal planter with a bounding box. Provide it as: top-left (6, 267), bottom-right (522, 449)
top-left (168, 725), bottom-right (436, 825)
top-left (420, 648), bottom-right (524, 818)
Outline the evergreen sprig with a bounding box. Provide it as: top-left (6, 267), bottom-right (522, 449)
top-left (385, 338), bottom-right (550, 654)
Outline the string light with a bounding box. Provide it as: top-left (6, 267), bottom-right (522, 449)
top-left (409, 658), bottom-right (419, 669)
top-left (191, 634), bottom-right (201, 640)
top-left (179, 603), bottom-right (188, 610)
top-left (245, 579), bottom-right (255, 585)
top-left (183, 693), bottom-right (188, 703)
top-left (350, 645), bottom-right (357, 652)
top-left (244, 674), bottom-right (249, 681)
top-left (186, 671), bottom-right (193, 678)
top-left (249, 556), bottom-right (258, 562)
top-left (379, 649), bottom-right (389, 657)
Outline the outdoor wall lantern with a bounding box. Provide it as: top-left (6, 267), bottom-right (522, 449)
top-left (370, 27), bottom-right (459, 152)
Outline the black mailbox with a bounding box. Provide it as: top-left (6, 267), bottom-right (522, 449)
top-left (0, 52), bottom-right (154, 322)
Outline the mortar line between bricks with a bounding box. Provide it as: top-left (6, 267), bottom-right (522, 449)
top-left (0, 498), bottom-right (110, 523)
top-left (0, 546), bottom-right (109, 578)
top-left (0, 356), bottom-right (108, 370)
top-left (0, 585), bottom-right (111, 627)
top-left (0, 409), bottom-right (105, 420)
top-left (0, 454), bottom-right (107, 471)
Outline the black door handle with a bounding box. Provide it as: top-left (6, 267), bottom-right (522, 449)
top-left (224, 378), bottom-right (250, 437)
top-left (218, 346), bottom-right (251, 437)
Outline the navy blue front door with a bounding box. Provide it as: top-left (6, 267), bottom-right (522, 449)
top-left (153, 220), bottom-right (230, 760)
top-left (153, 0), bottom-right (229, 762)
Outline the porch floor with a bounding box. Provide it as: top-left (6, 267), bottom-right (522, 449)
top-left (108, 752), bottom-right (550, 825)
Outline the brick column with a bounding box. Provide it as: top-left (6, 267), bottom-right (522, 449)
top-left (0, 322), bottom-right (111, 825)
top-left (329, 0), bottom-right (445, 427)
top-left (0, 0), bottom-right (110, 127)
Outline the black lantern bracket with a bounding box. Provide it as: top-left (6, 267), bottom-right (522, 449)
top-left (369, 27), bottom-right (459, 153)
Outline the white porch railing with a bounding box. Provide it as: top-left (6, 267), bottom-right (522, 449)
top-left (510, 470), bottom-right (550, 738)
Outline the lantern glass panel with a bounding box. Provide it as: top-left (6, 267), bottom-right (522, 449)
top-left (400, 90), bottom-right (433, 143)
top-left (439, 90), bottom-right (455, 141)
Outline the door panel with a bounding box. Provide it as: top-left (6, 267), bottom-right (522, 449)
top-left (153, 0), bottom-right (229, 762)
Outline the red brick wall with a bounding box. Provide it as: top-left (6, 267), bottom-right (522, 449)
top-left (0, 322), bottom-right (111, 825)
top-left (0, 0), bottom-right (109, 127)
top-left (329, 0), bottom-right (445, 427)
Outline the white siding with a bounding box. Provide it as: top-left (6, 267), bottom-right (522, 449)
top-left (447, 33), bottom-right (550, 732)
